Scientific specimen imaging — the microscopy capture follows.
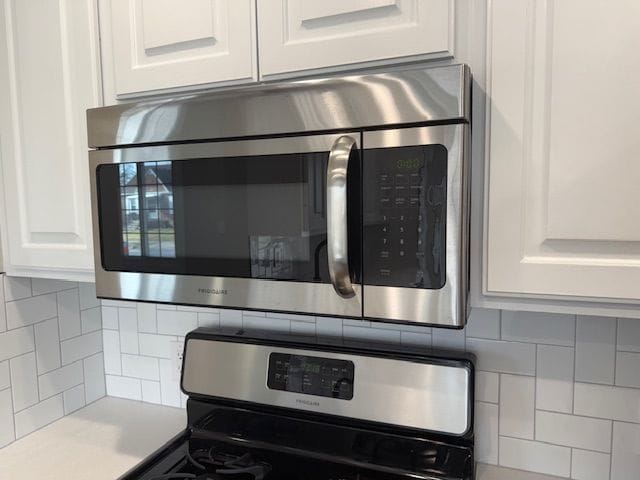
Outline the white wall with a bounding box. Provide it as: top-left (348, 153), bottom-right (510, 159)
top-left (101, 301), bottom-right (640, 479)
top-left (0, 275), bottom-right (105, 448)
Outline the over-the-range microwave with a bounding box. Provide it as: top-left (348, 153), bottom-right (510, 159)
top-left (87, 64), bottom-right (470, 327)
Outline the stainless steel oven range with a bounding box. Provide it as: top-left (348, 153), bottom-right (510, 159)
top-left (87, 64), bottom-right (471, 327)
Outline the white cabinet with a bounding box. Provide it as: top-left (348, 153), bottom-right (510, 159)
top-left (0, 0), bottom-right (101, 282)
top-left (479, 0), bottom-right (640, 314)
top-left (257, 0), bottom-right (454, 77)
top-left (100, 0), bottom-right (257, 98)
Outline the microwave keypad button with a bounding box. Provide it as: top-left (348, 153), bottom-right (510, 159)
top-left (409, 173), bottom-right (421, 185)
top-left (379, 174), bottom-right (393, 186)
top-left (394, 174), bottom-right (408, 185)
top-left (380, 251), bottom-right (390, 259)
top-left (379, 268), bottom-right (391, 277)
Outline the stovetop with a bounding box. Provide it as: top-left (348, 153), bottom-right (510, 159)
top-left (123, 400), bottom-right (474, 480)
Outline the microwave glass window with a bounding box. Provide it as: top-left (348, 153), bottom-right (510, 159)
top-left (118, 161), bottom-right (175, 258)
top-left (363, 144), bottom-right (447, 290)
top-left (96, 152), bottom-right (360, 283)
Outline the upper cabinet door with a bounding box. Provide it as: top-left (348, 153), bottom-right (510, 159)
top-left (101, 0), bottom-right (256, 98)
top-left (484, 0), bottom-right (640, 303)
top-left (257, 0), bottom-right (454, 77)
top-left (0, 0), bottom-right (101, 281)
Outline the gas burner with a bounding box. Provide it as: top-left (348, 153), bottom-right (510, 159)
top-left (188, 447), bottom-right (271, 480)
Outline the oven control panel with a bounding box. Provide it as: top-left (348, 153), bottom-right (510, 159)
top-left (267, 353), bottom-right (354, 400)
top-left (363, 144), bottom-right (447, 289)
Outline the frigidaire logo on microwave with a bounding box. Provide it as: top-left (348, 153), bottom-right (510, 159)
top-left (198, 288), bottom-right (228, 295)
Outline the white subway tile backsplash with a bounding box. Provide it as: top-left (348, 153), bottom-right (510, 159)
top-left (475, 402), bottom-right (498, 465)
top-left (0, 326), bottom-right (34, 362)
top-left (4, 276), bottom-right (31, 301)
top-left (0, 276), bottom-right (106, 449)
top-left (432, 328), bottom-right (465, 350)
top-left (266, 312), bottom-right (315, 323)
top-left (219, 309), bottom-right (243, 329)
top-left (290, 320), bottom-right (316, 336)
top-left (62, 384), bottom-right (86, 415)
top-left (57, 289), bottom-right (81, 341)
top-left (34, 318), bottom-right (61, 375)
top-left (244, 315), bottom-right (290, 333)
top-left (31, 278), bottom-right (76, 296)
top-left (535, 410), bottom-right (612, 452)
top-left (0, 361), bottom-right (9, 391)
top-left (0, 285), bottom-right (5, 333)
top-left (466, 338), bottom-right (536, 375)
top-left (502, 311), bottom-right (575, 346)
top-left (316, 317), bottom-right (342, 337)
top-left (159, 358), bottom-right (181, 407)
top-left (102, 299), bottom-right (137, 308)
top-left (575, 315), bottom-right (616, 385)
top-left (611, 421), bottom-right (640, 480)
top-left (399, 331), bottom-right (431, 347)
top-left (571, 449), bottom-right (610, 480)
top-left (83, 353), bottom-right (106, 403)
top-left (105, 375), bottom-right (141, 400)
top-left (81, 307), bottom-right (102, 334)
top-left (536, 345), bottom-right (574, 413)
top-left (61, 331), bottom-right (102, 366)
top-left (103, 330), bottom-right (122, 375)
top-left (157, 309), bottom-right (198, 336)
top-left (615, 352), bottom-right (640, 388)
top-left (616, 318), bottom-right (640, 353)
top-left (139, 333), bottom-right (177, 359)
top-left (343, 325), bottom-right (400, 344)
top-left (118, 308), bottom-right (139, 354)
top-left (466, 308), bottom-right (500, 339)
top-left (476, 371), bottom-right (499, 404)
top-left (197, 312), bottom-right (220, 329)
top-left (122, 354), bottom-right (159, 381)
top-left (499, 374), bottom-right (535, 439)
top-left (78, 283), bottom-right (100, 310)
top-left (499, 437), bottom-right (571, 478)
top-left (574, 383), bottom-right (640, 423)
top-left (137, 303), bottom-right (157, 333)
top-left (38, 361), bottom-right (83, 400)
top-left (10, 353), bottom-right (39, 411)
top-left (0, 388), bottom-right (15, 448)
top-left (6, 293), bottom-right (57, 330)
top-left (141, 380), bottom-right (162, 404)
top-left (101, 306), bottom-right (118, 330)
top-left (14, 394), bottom-right (63, 439)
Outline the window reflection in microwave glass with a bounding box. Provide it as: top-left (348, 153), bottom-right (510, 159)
top-left (119, 161), bottom-right (175, 258)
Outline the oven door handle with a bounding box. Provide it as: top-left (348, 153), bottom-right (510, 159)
top-left (327, 135), bottom-right (356, 299)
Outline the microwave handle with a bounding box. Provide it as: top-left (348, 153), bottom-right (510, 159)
top-left (327, 135), bottom-right (356, 298)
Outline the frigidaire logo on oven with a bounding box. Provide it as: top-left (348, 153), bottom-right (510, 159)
top-left (296, 398), bottom-right (320, 408)
top-left (198, 288), bottom-right (228, 295)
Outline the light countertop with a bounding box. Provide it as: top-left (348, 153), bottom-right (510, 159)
top-left (0, 397), bottom-right (186, 480)
top-left (0, 397), bottom-right (562, 480)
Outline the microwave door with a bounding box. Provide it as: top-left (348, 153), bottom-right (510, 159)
top-left (89, 133), bottom-right (363, 318)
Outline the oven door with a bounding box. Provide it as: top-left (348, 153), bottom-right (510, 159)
top-left (362, 125), bottom-right (469, 327)
top-left (89, 133), bottom-right (363, 318)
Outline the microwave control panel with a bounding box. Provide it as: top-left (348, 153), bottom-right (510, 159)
top-left (267, 353), bottom-right (354, 400)
top-left (363, 145), bottom-right (447, 290)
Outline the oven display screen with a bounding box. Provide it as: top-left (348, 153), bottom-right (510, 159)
top-left (267, 353), bottom-right (354, 400)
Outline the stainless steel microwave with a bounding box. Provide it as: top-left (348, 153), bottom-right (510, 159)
top-left (87, 64), bottom-right (470, 327)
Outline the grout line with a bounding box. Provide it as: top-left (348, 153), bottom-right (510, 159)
top-left (613, 318), bottom-right (619, 385)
